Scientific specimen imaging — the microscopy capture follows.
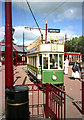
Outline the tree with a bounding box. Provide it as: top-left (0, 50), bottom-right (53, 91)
top-left (66, 36), bottom-right (84, 61)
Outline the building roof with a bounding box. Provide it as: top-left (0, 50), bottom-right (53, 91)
top-left (0, 40), bottom-right (27, 52)
top-left (13, 44), bottom-right (23, 52)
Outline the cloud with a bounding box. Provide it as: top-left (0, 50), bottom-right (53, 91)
top-left (13, 39), bottom-right (17, 43)
top-left (19, 40), bottom-right (35, 46)
top-left (0, 26), bottom-right (41, 44)
top-left (13, 26), bottom-right (49, 44)
top-left (0, 25), bottom-right (81, 45)
top-left (11, 0), bottom-right (84, 2)
top-left (60, 26), bottom-right (76, 39)
top-left (72, 35), bottom-right (79, 38)
top-left (12, 1), bottom-right (82, 23)
top-left (53, 2), bottom-right (82, 23)
top-left (45, 25), bottom-right (77, 40)
top-left (0, 27), bottom-right (5, 40)
top-left (13, 26), bottom-right (41, 44)
top-left (0, 1), bottom-right (82, 45)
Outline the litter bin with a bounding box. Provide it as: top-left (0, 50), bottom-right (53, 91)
top-left (6, 86), bottom-right (30, 120)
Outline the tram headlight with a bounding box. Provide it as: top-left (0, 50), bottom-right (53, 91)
top-left (52, 75), bottom-right (57, 81)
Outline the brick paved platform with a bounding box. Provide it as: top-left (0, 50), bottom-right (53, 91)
top-left (1, 65), bottom-right (83, 120)
top-left (64, 66), bottom-right (82, 119)
top-left (14, 65), bottom-right (83, 119)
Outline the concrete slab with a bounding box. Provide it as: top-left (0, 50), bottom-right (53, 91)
top-left (0, 65), bottom-right (5, 117)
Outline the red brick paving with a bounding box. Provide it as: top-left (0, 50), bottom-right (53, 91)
top-left (14, 65), bottom-right (46, 119)
top-left (1, 65), bottom-right (83, 119)
top-left (14, 65), bottom-right (83, 119)
top-left (64, 66), bottom-right (82, 119)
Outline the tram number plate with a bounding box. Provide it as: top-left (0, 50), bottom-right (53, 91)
top-left (51, 92), bottom-right (61, 105)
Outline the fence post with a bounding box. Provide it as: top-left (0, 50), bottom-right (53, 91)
top-left (64, 92), bottom-right (66, 120)
top-left (46, 83), bottom-right (49, 118)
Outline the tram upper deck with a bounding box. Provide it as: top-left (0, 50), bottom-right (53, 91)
top-left (27, 36), bottom-right (64, 54)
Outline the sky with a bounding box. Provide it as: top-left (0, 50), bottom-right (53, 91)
top-left (0, 0), bottom-right (83, 46)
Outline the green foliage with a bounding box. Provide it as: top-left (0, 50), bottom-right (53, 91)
top-left (66, 36), bottom-right (84, 61)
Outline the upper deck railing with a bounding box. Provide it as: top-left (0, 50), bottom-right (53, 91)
top-left (27, 35), bottom-right (64, 54)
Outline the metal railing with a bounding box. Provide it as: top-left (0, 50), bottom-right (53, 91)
top-left (16, 83), bottom-right (66, 119)
top-left (49, 84), bottom-right (66, 120)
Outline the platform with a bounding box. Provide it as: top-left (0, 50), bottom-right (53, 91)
top-left (0, 65), bottom-right (83, 119)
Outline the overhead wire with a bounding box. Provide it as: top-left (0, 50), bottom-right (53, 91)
top-left (39, 1), bottom-right (66, 23)
top-left (25, 1), bottom-right (67, 41)
top-left (26, 0), bottom-right (42, 36)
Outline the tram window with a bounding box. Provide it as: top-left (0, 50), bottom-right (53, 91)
top-left (39, 55), bottom-right (42, 66)
top-left (43, 57), bottom-right (48, 69)
top-left (59, 54), bottom-right (63, 69)
top-left (50, 54), bottom-right (58, 69)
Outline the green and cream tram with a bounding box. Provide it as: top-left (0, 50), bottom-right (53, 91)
top-left (27, 36), bottom-right (64, 87)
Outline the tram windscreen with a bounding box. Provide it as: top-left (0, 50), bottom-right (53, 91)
top-left (50, 54), bottom-right (58, 69)
top-left (43, 57), bottom-right (48, 69)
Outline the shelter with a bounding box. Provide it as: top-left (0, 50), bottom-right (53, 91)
top-left (64, 52), bottom-right (82, 64)
top-left (0, 39), bottom-right (27, 65)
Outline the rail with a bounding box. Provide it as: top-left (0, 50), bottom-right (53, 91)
top-left (16, 83), bottom-right (66, 119)
top-left (49, 84), bottom-right (66, 119)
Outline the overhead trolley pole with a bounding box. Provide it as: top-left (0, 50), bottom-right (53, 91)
top-left (5, 1), bottom-right (13, 88)
top-left (64, 34), bottom-right (67, 60)
top-left (45, 21), bottom-right (47, 44)
top-left (26, 0), bottom-right (44, 43)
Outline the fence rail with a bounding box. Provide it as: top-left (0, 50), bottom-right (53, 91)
top-left (16, 83), bottom-right (66, 119)
top-left (49, 84), bottom-right (66, 120)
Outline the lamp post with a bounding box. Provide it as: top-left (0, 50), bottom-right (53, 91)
top-left (5, 1), bottom-right (13, 88)
top-left (23, 31), bottom-right (25, 65)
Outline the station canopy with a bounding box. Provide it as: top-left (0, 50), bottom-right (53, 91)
top-left (0, 39), bottom-right (27, 52)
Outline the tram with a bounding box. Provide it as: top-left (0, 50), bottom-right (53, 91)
top-left (27, 34), bottom-right (64, 87)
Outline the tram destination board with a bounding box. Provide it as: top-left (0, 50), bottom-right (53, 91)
top-left (48, 29), bottom-right (60, 33)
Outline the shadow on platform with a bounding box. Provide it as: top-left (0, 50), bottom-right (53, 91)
top-left (72, 101), bottom-right (82, 114)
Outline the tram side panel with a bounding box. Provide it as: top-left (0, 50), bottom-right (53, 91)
top-left (27, 64), bottom-right (64, 86)
top-left (42, 70), bottom-right (64, 85)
